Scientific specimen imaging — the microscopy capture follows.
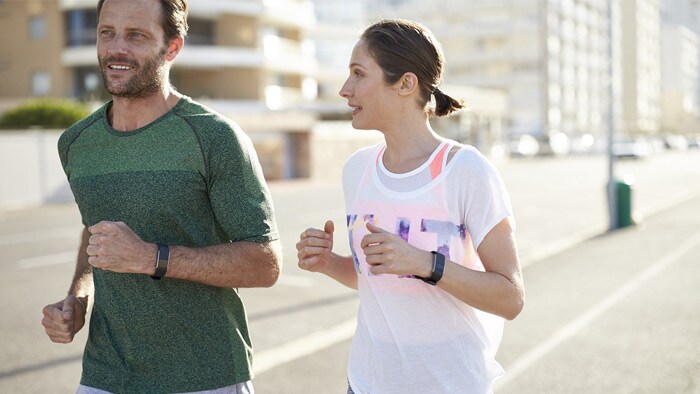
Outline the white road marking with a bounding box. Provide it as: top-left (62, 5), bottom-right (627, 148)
top-left (254, 318), bottom-right (356, 375)
top-left (494, 232), bottom-right (700, 390)
top-left (17, 251), bottom-right (76, 269)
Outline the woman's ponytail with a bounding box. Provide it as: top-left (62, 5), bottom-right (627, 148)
top-left (433, 88), bottom-right (465, 117)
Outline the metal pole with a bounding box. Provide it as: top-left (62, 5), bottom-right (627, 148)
top-left (607, 0), bottom-right (618, 230)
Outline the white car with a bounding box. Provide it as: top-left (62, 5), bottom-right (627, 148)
top-left (612, 139), bottom-right (651, 159)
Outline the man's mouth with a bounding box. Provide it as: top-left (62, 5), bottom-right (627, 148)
top-left (108, 64), bottom-right (134, 70)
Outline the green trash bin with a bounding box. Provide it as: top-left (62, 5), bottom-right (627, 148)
top-left (615, 177), bottom-right (635, 228)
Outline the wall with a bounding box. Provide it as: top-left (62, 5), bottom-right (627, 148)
top-left (0, 122), bottom-right (384, 210)
top-left (309, 121), bottom-right (383, 181)
top-left (0, 130), bottom-right (72, 210)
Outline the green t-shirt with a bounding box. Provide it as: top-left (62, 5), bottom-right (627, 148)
top-left (58, 96), bottom-right (279, 393)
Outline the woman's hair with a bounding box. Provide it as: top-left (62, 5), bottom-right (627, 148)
top-left (97, 0), bottom-right (189, 45)
top-left (361, 19), bottom-right (464, 117)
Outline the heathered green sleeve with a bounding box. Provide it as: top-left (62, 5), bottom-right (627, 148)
top-left (200, 120), bottom-right (279, 244)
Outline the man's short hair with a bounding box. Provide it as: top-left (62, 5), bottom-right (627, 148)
top-left (97, 0), bottom-right (189, 44)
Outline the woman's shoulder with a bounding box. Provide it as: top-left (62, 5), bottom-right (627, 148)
top-left (344, 142), bottom-right (384, 168)
top-left (448, 142), bottom-right (491, 167)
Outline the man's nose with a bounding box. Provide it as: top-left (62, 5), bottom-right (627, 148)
top-left (104, 34), bottom-right (130, 56)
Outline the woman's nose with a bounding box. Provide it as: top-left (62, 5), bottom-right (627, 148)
top-left (339, 79), bottom-right (351, 98)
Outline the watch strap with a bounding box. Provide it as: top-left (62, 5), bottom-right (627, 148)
top-left (421, 251), bottom-right (445, 285)
top-left (150, 243), bottom-right (169, 280)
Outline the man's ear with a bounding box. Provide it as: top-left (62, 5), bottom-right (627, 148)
top-left (397, 72), bottom-right (418, 96)
top-left (164, 36), bottom-right (184, 62)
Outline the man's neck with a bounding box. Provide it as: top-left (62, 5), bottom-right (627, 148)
top-left (108, 87), bottom-right (183, 132)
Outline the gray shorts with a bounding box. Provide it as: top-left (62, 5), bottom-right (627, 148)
top-left (76, 381), bottom-right (254, 394)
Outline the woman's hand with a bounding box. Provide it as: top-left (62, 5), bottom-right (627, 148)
top-left (297, 221), bottom-right (335, 273)
top-left (361, 222), bottom-right (433, 278)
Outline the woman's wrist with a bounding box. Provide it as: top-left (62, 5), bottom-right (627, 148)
top-left (417, 251), bottom-right (434, 278)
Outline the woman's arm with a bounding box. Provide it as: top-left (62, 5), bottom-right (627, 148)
top-left (361, 218), bottom-right (524, 320)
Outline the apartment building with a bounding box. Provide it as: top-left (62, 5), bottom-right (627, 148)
top-left (0, 0), bottom-right (319, 179)
top-left (660, 0), bottom-right (700, 134)
top-left (620, 0), bottom-right (662, 135)
top-left (372, 0), bottom-right (670, 151)
top-left (308, 0), bottom-right (510, 155)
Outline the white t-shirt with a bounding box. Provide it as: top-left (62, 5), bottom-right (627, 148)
top-left (343, 141), bottom-right (514, 394)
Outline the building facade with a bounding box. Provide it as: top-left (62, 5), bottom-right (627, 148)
top-left (660, 0), bottom-right (700, 135)
top-left (368, 0), bottom-right (675, 151)
top-left (0, 0), bottom-right (319, 179)
top-left (309, 0), bottom-right (511, 156)
top-left (619, 0), bottom-right (662, 135)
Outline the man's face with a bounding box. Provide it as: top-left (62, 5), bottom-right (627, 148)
top-left (96, 0), bottom-right (170, 98)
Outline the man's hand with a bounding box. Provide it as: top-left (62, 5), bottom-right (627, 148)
top-left (86, 221), bottom-right (155, 274)
top-left (41, 295), bottom-right (88, 344)
top-left (361, 222), bottom-right (433, 277)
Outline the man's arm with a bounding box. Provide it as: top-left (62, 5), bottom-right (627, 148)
top-left (86, 221), bottom-right (282, 288)
top-left (42, 227), bottom-right (92, 343)
top-left (167, 239), bottom-right (282, 288)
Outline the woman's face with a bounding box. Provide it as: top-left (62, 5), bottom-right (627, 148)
top-left (339, 40), bottom-right (398, 131)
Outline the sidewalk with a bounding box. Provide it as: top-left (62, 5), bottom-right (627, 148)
top-left (495, 195), bottom-right (700, 393)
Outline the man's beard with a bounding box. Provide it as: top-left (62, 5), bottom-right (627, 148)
top-left (98, 49), bottom-right (167, 99)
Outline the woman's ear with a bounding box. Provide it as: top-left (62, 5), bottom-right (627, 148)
top-left (397, 72), bottom-right (418, 96)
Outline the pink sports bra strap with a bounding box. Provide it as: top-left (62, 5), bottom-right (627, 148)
top-left (430, 143), bottom-right (450, 179)
top-left (376, 146), bottom-right (386, 165)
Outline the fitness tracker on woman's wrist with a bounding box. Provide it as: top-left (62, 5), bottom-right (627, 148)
top-left (421, 251), bottom-right (445, 285)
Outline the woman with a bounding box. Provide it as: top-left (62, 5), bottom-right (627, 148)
top-left (296, 19), bottom-right (524, 394)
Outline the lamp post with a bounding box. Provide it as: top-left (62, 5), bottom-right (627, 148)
top-left (606, 0), bottom-right (618, 231)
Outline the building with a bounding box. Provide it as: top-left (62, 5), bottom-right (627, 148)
top-left (619, 0), bottom-right (662, 136)
top-left (660, 0), bottom-right (700, 135)
top-left (368, 0), bottom-right (675, 152)
top-left (0, 0), bottom-right (320, 179)
top-left (308, 0), bottom-right (510, 156)
top-left (367, 0), bottom-right (618, 153)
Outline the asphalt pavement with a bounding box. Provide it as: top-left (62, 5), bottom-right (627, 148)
top-left (1, 150), bottom-right (699, 394)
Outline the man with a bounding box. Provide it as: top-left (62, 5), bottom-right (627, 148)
top-left (40, 0), bottom-right (282, 392)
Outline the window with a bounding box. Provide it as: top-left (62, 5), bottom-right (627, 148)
top-left (32, 72), bottom-right (51, 96)
top-left (65, 9), bottom-right (97, 46)
top-left (29, 16), bottom-right (47, 40)
top-left (187, 18), bottom-right (214, 46)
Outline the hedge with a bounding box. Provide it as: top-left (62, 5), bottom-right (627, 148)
top-left (0, 99), bottom-right (90, 130)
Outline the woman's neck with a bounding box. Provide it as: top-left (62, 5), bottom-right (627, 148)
top-left (381, 120), bottom-right (443, 173)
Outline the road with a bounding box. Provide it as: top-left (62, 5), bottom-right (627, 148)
top-left (1, 150), bottom-right (699, 393)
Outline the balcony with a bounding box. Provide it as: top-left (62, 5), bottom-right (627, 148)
top-left (262, 35), bottom-right (317, 75)
top-left (261, 0), bottom-right (315, 29)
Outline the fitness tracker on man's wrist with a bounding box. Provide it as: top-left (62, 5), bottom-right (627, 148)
top-left (150, 243), bottom-right (169, 280)
top-left (421, 251), bottom-right (445, 285)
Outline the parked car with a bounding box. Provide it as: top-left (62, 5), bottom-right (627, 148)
top-left (612, 138), bottom-right (651, 159)
top-left (508, 134), bottom-right (540, 158)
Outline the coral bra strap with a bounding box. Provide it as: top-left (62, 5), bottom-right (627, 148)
top-left (429, 143), bottom-right (450, 180)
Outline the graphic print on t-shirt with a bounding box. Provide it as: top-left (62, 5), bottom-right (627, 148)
top-left (346, 201), bottom-right (467, 278)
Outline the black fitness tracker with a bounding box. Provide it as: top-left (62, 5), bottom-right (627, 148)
top-left (421, 251), bottom-right (445, 285)
top-left (150, 243), bottom-right (169, 280)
